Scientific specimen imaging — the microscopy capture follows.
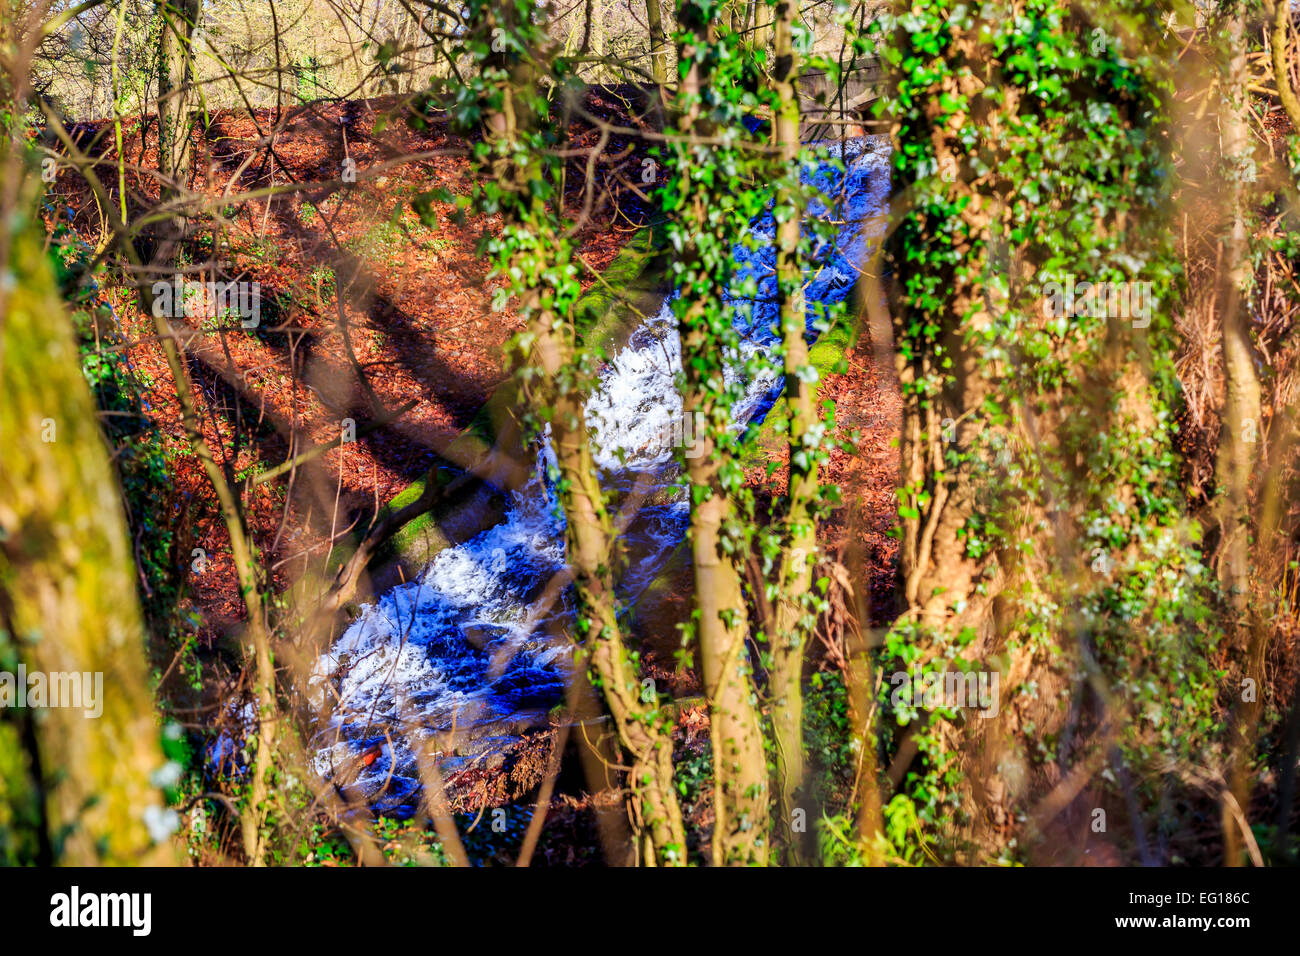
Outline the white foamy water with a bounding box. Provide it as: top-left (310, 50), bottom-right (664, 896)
top-left (309, 137), bottom-right (891, 813)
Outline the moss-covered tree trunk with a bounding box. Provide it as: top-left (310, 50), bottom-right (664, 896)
top-left (0, 173), bottom-right (170, 865)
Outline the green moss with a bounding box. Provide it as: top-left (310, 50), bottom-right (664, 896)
top-left (574, 222), bottom-right (672, 354)
top-left (741, 314), bottom-right (860, 467)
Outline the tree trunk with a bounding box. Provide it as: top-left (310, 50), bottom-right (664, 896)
top-left (478, 0), bottom-right (688, 865)
top-left (0, 182), bottom-right (171, 865)
top-left (530, 310), bottom-right (688, 864)
top-left (684, 387), bottom-right (771, 866)
top-left (883, 1), bottom-right (1190, 860)
top-left (1270, 1), bottom-right (1300, 133)
top-left (1216, 3), bottom-right (1265, 866)
top-left (157, 0), bottom-right (201, 198)
top-left (1214, 8), bottom-right (1263, 625)
top-left (674, 18), bottom-right (770, 865)
top-left (645, 0), bottom-right (668, 87)
top-left (768, 0), bottom-right (817, 864)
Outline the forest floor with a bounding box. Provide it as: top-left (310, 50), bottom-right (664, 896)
top-left (57, 92), bottom-right (649, 628)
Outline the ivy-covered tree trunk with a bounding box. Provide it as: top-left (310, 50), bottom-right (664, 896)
top-left (884, 0), bottom-right (1215, 861)
top-left (885, 0), bottom-right (1022, 654)
top-left (680, 314), bottom-right (771, 867)
top-left (768, 0), bottom-right (817, 863)
top-left (670, 5), bottom-right (770, 866)
top-left (465, 0), bottom-right (687, 866)
top-left (884, 7), bottom-right (1020, 851)
top-left (530, 306), bottom-right (689, 865)
top-left (0, 165), bottom-right (170, 865)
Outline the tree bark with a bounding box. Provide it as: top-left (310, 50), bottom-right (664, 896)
top-left (1216, 3), bottom-right (1265, 866)
top-left (674, 17), bottom-right (770, 865)
top-left (479, 0), bottom-right (688, 865)
top-left (530, 310), bottom-right (688, 864)
top-left (0, 183), bottom-right (171, 865)
top-left (768, 0), bottom-right (816, 864)
top-left (1214, 7), bottom-right (1262, 627)
top-left (1270, 1), bottom-right (1300, 134)
top-left (645, 0), bottom-right (668, 87)
top-left (157, 0), bottom-right (201, 199)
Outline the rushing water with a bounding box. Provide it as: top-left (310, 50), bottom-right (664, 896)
top-left (309, 136), bottom-right (891, 813)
